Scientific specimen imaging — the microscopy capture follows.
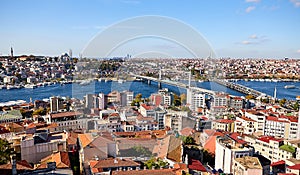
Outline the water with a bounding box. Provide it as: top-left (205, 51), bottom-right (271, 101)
top-left (236, 80), bottom-right (300, 100)
top-left (0, 80), bottom-right (298, 103)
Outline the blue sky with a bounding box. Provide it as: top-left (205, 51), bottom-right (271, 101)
top-left (0, 0), bottom-right (300, 58)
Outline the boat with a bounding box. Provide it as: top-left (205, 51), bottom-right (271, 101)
top-left (296, 96), bottom-right (300, 101)
top-left (284, 85), bottom-right (296, 89)
top-left (118, 79), bottom-right (126, 83)
top-left (25, 84), bottom-right (37, 89)
top-left (80, 80), bottom-right (91, 86)
top-left (6, 85), bottom-right (17, 90)
top-left (0, 85), bottom-right (7, 89)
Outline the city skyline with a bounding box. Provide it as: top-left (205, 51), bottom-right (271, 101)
top-left (1, 0), bottom-right (300, 58)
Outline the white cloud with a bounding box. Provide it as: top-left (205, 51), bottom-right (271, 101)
top-left (245, 0), bottom-right (261, 3)
top-left (249, 34), bottom-right (258, 39)
top-left (241, 40), bottom-right (253, 45)
top-left (240, 35), bottom-right (269, 45)
top-left (290, 0), bottom-right (300, 7)
top-left (246, 6), bottom-right (256, 13)
top-left (297, 49), bottom-right (300, 53)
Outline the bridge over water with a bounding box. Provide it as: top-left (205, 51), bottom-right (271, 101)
top-left (130, 72), bottom-right (270, 99)
top-left (130, 73), bottom-right (216, 96)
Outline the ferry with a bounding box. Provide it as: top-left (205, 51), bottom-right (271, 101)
top-left (284, 85), bottom-right (296, 89)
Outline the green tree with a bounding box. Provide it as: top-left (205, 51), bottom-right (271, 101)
top-left (246, 95), bottom-right (255, 100)
top-left (0, 138), bottom-right (14, 165)
top-left (292, 102), bottom-right (299, 110)
top-left (132, 146), bottom-right (152, 157)
top-left (173, 93), bottom-right (181, 106)
top-left (279, 98), bottom-right (287, 106)
top-left (32, 107), bottom-right (46, 116)
top-left (202, 149), bottom-right (215, 167)
top-left (135, 93), bottom-right (142, 103)
top-left (183, 136), bottom-right (195, 145)
top-left (180, 93), bottom-right (187, 105)
top-left (144, 158), bottom-right (168, 169)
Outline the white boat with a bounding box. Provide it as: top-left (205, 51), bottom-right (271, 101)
top-left (80, 80), bottom-right (91, 86)
top-left (0, 85), bottom-right (6, 89)
top-left (284, 85), bottom-right (296, 89)
top-left (25, 84), bottom-right (37, 89)
top-left (6, 85), bottom-right (17, 90)
top-left (118, 79), bottom-right (126, 83)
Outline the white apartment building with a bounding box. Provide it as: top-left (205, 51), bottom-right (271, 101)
top-left (187, 89), bottom-right (205, 111)
top-left (234, 116), bottom-right (256, 135)
top-left (215, 136), bottom-right (254, 174)
top-left (245, 110), bottom-right (266, 135)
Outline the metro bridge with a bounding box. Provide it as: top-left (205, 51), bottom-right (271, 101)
top-left (130, 71), bottom-right (269, 99)
top-left (130, 72), bottom-right (216, 96)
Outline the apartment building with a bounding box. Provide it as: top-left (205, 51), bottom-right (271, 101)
top-left (213, 119), bottom-right (234, 132)
top-left (234, 116), bottom-right (256, 135)
top-left (215, 135), bottom-right (254, 174)
top-left (232, 156), bottom-right (263, 175)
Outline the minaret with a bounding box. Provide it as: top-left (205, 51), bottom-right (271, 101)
top-left (10, 47), bottom-right (13, 58)
top-left (69, 49), bottom-right (72, 59)
top-left (297, 107), bottom-right (300, 139)
top-left (273, 86), bottom-right (277, 100)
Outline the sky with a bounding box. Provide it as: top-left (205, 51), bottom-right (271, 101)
top-left (0, 0), bottom-right (300, 58)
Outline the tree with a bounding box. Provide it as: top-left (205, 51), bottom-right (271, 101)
top-left (0, 138), bottom-right (14, 165)
top-left (180, 94), bottom-right (186, 105)
top-left (173, 93), bottom-right (181, 106)
top-left (202, 149), bottom-right (215, 167)
top-left (144, 158), bottom-right (168, 169)
top-left (279, 98), bottom-right (287, 106)
top-left (183, 136), bottom-right (195, 145)
top-left (292, 102), bottom-right (299, 110)
top-left (135, 94), bottom-right (142, 103)
top-left (32, 107), bottom-right (46, 116)
top-left (245, 95), bottom-right (255, 100)
top-left (132, 146), bottom-right (152, 157)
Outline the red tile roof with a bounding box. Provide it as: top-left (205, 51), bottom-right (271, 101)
top-left (92, 158), bottom-right (140, 169)
top-left (258, 136), bottom-right (283, 143)
top-left (271, 160), bottom-right (285, 166)
top-left (266, 116), bottom-right (289, 123)
top-left (180, 127), bottom-right (195, 136)
top-left (50, 111), bottom-right (81, 119)
top-left (188, 159), bottom-right (207, 172)
top-left (229, 133), bottom-right (247, 144)
top-left (239, 116), bottom-right (255, 122)
top-left (112, 169), bottom-right (177, 175)
top-left (39, 151), bottom-right (71, 169)
top-left (215, 119), bottom-right (234, 123)
top-left (140, 104), bottom-right (154, 110)
top-left (0, 160), bottom-right (33, 171)
top-left (288, 164), bottom-right (300, 170)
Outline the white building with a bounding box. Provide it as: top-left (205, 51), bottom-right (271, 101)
top-left (120, 91), bottom-right (134, 107)
top-left (187, 89), bottom-right (205, 111)
top-left (215, 135), bottom-right (254, 174)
